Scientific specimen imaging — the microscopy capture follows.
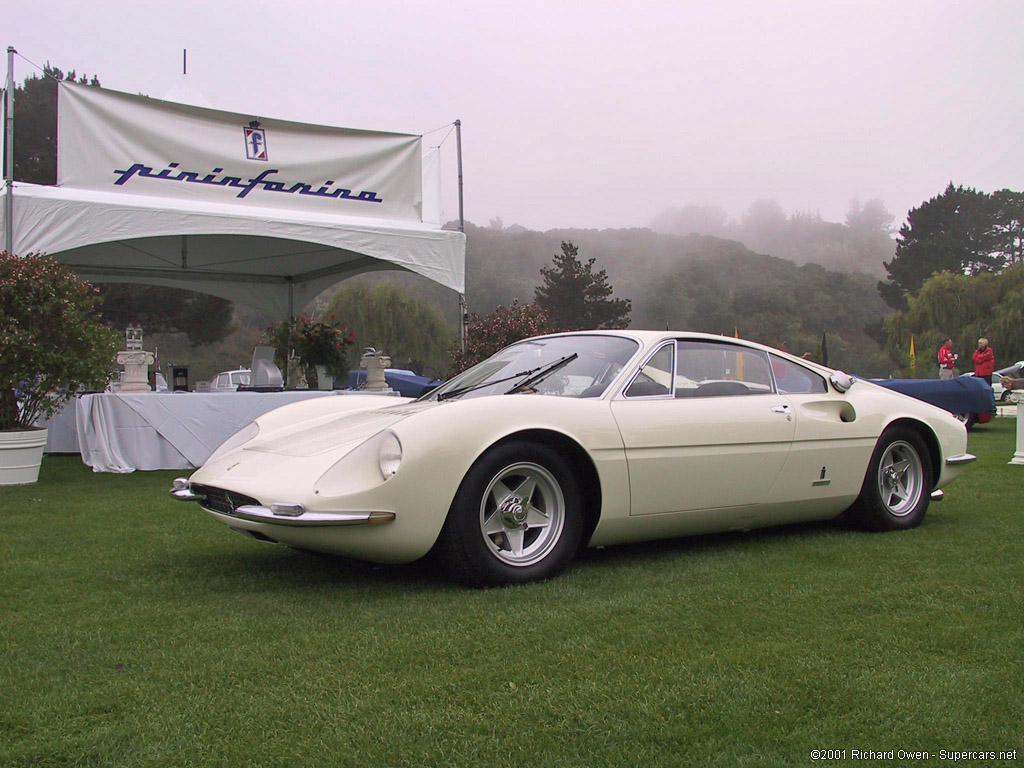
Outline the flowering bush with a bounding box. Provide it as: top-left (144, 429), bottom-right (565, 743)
top-left (1, 252), bottom-right (120, 431)
top-left (448, 300), bottom-right (550, 373)
top-left (263, 314), bottom-right (355, 384)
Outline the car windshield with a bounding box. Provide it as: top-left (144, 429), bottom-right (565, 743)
top-left (422, 334), bottom-right (640, 402)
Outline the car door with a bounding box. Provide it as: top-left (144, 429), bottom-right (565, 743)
top-left (610, 339), bottom-right (796, 519)
top-left (758, 354), bottom-right (877, 521)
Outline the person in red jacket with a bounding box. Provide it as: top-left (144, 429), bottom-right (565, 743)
top-left (937, 338), bottom-right (957, 379)
top-left (972, 337), bottom-right (995, 385)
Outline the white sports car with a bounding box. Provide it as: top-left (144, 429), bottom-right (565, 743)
top-left (172, 331), bottom-right (976, 586)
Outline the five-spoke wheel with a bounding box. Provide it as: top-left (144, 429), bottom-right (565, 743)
top-left (847, 427), bottom-right (932, 531)
top-left (875, 439), bottom-right (925, 518)
top-left (440, 441), bottom-right (583, 586)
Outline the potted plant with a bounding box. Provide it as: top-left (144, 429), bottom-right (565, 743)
top-left (264, 314), bottom-right (354, 389)
top-left (0, 252), bottom-right (120, 484)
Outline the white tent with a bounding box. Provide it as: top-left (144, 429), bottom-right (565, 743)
top-left (1, 80), bottom-right (465, 321)
top-left (0, 181), bottom-right (465, 320)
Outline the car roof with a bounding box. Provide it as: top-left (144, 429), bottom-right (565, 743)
top-left (524, 329), bottom-right (825, 367)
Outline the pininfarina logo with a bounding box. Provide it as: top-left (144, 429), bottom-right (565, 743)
top-left (243, 120), bottom-right (268, 161)
top-left (111, 162), bottom-right (384, 203)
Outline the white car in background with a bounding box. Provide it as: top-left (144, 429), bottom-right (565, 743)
top-left (172, 331), bottom-right (976, 587)
top-left (208, 369), bottom-right (251, 393)
top-left (994, 361), bottom-right (1024, 403)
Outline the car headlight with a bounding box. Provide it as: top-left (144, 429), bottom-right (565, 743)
top-left (206, 421), bottom-right (260, 463)
top-left (378, 431), bottom-right (402, 480)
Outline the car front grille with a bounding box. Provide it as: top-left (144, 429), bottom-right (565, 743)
top-left (190, 484), bottom-right (261, 516)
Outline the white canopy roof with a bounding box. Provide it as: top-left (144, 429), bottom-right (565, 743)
top-left (1, 181), bottom-right (465, 320)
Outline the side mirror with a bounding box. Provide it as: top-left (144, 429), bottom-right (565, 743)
top-left (830, 371), bottom-right (855, 393)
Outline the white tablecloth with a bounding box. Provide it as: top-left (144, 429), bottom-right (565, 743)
top-left (39, 399), bottom-right (80, 453)
top-left (76, 391), bottom-right (341, 473)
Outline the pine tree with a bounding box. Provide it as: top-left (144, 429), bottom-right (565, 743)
top-left (878, 183), bottom-right (999, 309)
top-left (534, 241), bottom-right (631, 331)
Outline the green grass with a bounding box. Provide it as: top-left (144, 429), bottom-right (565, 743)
top-left (2, 419), bottom-right (1022, 767)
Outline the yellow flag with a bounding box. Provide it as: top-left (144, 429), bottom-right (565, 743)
top-left (910, 335), bottom-right (917, 373)
top-left (734, 328), bottom-right (743, 379)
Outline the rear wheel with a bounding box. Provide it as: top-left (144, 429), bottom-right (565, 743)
top-left (847, 427), bottom-right (932, 531)
top-left (439, 441), bottom-right (583, 587)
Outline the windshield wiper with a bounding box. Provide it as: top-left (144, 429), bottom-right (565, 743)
top-left (437, 362), bottom-right (556, 401)
top-left (505, 354), bottom-right (578, 395)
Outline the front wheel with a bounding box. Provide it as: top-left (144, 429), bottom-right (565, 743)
top-left (439, 441), bottom-right (584, 587)
top-left (846, 427), bottom-right (932, 531)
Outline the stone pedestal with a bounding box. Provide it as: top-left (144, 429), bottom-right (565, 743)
top-left (360, 349), bottom-right (393, 393)
top-left (1010, 409), bottom-right (1024, 466)
top-left (117, 350), bottom-right (155, 392)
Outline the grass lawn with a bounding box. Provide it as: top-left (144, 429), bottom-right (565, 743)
top-left (2, 418), bottom-right (1022, 767)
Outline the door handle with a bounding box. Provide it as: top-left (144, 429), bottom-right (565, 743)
top-left (771, 404), bottom-right (793, 416)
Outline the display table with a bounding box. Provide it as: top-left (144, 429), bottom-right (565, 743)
top-left (39, 399), bottom-right (80, 454)
top-left (76, 391), bottom-right (341, 473)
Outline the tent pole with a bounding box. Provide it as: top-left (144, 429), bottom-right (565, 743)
top-left (459, 294), bottom-right (467, 354)
top-left (4, 47), bottom-right (15, 255)
top-left (455, 119), bottom-right (466, 353)
top-left (455, 120), bottom-right (464, 234)
top-left (287, 279), bottom-right (295, 386)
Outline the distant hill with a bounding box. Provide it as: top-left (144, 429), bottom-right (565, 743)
top-left (337, 222), bottom-right (896, 376)
top-left (651, 202), bottom-right (895, 277)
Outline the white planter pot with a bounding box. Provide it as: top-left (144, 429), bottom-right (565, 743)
top-left (0, 428), bottom-right (48, 485)
top-left (315, 365), bottom-right (334, 390)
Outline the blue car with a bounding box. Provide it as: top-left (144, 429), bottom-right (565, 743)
top-left (870, 374), bottom-right (996, 430)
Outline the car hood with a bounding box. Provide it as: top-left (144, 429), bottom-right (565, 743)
top-left (243, 401), bottom-right (438, 458)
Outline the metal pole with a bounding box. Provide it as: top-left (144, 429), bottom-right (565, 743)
top-left (454, 119), bottom-right (466, 353)
top-left (4, 47), bottom-right (15, 255)
top-left (455, 120), bottom-right (464, 234)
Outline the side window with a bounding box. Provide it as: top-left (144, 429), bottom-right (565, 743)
top-left (675, 340), bottom-right (772, 397)
top-left (770, 355), bottom-right (828, 394)
top-left (625, 343), bottom-right (674, 398)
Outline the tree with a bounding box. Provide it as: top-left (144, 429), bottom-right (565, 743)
top-left (13, 64), bottom-right (99, 185)
top-left (96, 285), bottom-right (235, 346)
top-left (534, 241), bottom-right (631, 331)
top-left (845, 197), bottom-right (895, 235)
top-left (883, 265), bottom-right (1024, 377)
top-left (1, 252), bottom-right (119, 430)
top-left (11, 64), bottom-right (236, 345)
top-left (879, 183), bottom-right (999, 309)
top-left (325, 282), bottom-right (453, 376)
top-left (448, 300), bottom-right (549, 373)
top-left (991, 189), bottom-right (1024, 266)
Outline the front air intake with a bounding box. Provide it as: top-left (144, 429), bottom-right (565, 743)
top-left (190, 484), bottom-right (261, 516)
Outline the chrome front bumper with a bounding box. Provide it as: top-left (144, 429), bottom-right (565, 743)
top-left (170, 478), bottom-right (395, 527)
top-left (945, 453), bottom-right (978, 466)
top-left (929, 453), bottom-right (978, 502)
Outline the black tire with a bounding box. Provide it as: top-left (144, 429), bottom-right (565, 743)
top-left (847, 427), bottom-right (933, 531)
top-left (439, 440), bottom-right (584, 587)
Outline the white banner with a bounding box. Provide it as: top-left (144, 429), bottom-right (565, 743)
top-left (57, 82), bottom-right (423, 222)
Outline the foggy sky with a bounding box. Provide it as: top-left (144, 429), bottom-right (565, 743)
top-left (6, 0), bottom-right (1022, 232)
